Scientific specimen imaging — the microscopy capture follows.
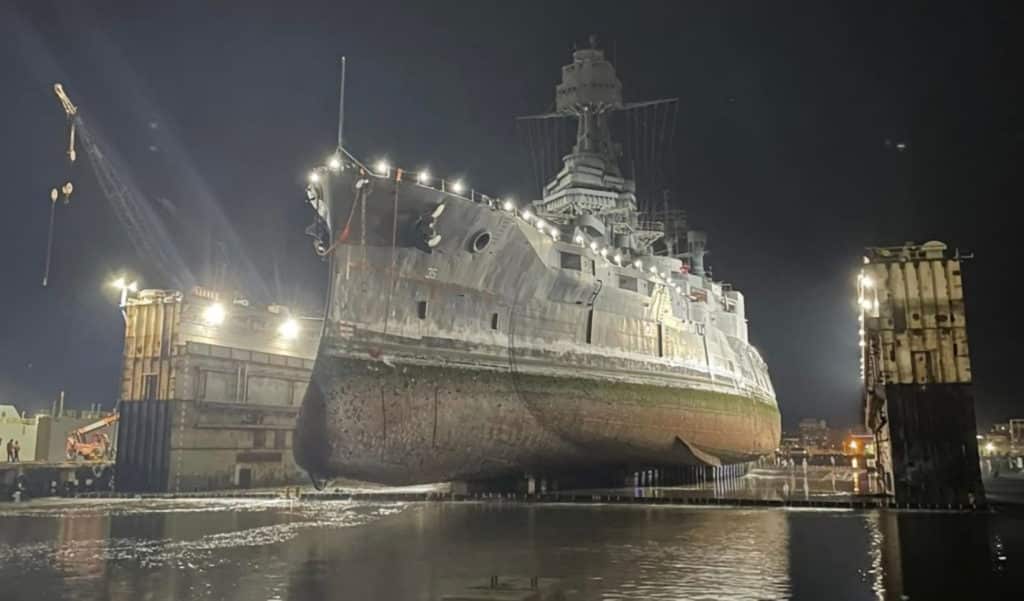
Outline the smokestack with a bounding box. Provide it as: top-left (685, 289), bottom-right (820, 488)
top-left (687, 230), bottom-right (708, 277)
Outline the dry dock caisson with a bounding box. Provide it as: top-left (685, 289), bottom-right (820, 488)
top-left (295, 42), bottom-right (780, 485)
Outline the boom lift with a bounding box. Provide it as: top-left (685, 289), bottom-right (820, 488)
top-left (66, 413), bottom-right (119, 461)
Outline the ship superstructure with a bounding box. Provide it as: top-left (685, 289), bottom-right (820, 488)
top-left (294, 43), bottom-right (780, 485)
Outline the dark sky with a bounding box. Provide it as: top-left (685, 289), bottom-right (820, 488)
top-left (1, 1), bottom-right (1019, 429)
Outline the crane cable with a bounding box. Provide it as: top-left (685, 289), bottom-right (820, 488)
top-left (42, 83), bottom-right (78, 287)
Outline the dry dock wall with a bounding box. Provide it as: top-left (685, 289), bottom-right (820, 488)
top-left (115, 288), bottom-right (318, 492)
top-left (117, 398), bottom-right (302, 492)
top-left (860, 242), bottom-right (984, 505)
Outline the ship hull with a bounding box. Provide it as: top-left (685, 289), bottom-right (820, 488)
top-left (296, 351), bottom-right (780, 485)
top-left (295, 167), bottom-right (781, 485)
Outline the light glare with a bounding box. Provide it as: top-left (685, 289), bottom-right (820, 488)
top-left (202, 303), bottom-right (226, 326)
top-left (278, 318), bottom-right (300, 340)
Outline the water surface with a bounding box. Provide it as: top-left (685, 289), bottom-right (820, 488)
top-left (0, 498), bottom-right (1019, 600)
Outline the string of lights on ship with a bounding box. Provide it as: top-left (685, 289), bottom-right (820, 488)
top-left (305, 151), bottom-right (695, 295)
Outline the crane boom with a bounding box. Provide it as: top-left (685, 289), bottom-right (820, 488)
top-left (73, 413), bottom-right (119, 437)
top-left (45, 82), bottom-right (187, 287)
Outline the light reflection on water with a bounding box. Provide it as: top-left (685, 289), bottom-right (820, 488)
top-left (0, 498), bottom-right (1019, 600)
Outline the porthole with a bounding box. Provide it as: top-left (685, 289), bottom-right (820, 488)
top-left (471, 231), bottom-right (492, 253)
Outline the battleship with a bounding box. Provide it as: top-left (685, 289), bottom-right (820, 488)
top-left (295, 42), bottom-right (781, 485)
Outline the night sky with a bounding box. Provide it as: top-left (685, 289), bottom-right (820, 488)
top-left (1, 1), bottom-right (1019, 430)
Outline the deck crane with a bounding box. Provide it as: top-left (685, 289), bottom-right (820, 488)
top-left (42, 83), bottom-right (79, 286)
top-left (66, 413), bottom-right (119, 461)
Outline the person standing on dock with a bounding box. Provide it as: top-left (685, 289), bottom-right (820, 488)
top-left (13, 440), bottom-right (21, 462)
top-left (5, 438), bottom-right (12, 462)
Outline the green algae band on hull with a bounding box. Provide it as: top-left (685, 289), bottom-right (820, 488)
top-left (295, 43), bottom-right (780, 485)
